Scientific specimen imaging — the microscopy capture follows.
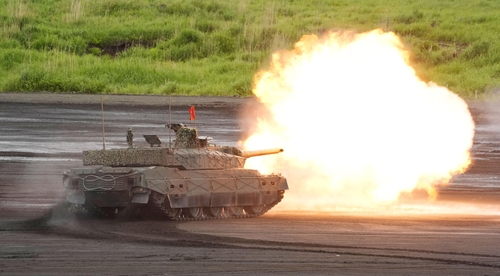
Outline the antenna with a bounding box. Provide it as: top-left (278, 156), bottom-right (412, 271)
top-left (101, 95), bottom-right (106, 150)
top-left (168, 95), bottom-right (172, 151)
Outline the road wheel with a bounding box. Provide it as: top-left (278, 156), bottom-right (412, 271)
top-left (183, 207), bottom-right (203, 219)
top-left (167, 206), bottom-right (182, 219)
top-left (225, 206), bottom-right (243, 216)
top-left (163, 200), bottom-right (181, 219)
top-left (244, 205), bottom-right (264, 215)
top-left (99, 207), bottom-right (118, 218)
top-left (204, 207), bottom-right (223, 218)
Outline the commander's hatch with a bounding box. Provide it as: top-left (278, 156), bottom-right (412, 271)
top-left (143, 135), bottom-right (162, 147)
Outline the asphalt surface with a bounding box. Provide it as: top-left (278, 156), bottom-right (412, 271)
top-left (1, 93), bottom-right (500, 275)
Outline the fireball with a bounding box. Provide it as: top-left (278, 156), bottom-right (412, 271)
top-left (242, 29), bottom-right (475, 210)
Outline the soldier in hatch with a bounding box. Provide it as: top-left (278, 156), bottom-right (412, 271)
top-left (126, 127), bottom-right (133, 149)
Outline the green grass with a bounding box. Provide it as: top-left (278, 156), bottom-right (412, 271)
top-left (1, 0), bottom-right (500, 98)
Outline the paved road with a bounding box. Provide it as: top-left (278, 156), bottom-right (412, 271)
top-left (1, 94), bottom-right (500, 275)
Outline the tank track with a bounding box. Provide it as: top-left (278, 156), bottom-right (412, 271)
top-left (147, 191), bottom-right (285, 221)
top-left (54, 191), bottom-right (284, 221)
top-left (51, 202), bottom-right (120, 220)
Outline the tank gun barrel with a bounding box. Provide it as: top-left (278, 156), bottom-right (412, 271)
top-left (239, 148), bottom-right (283, 158)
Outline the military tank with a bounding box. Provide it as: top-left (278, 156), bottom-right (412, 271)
top-left (62, 123), bottom-right (288, 220)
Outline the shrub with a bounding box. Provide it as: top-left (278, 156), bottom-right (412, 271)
top-left (395, 9), bottom-right (424, 24)
top-left (159, 82), bottom-right (178, 94)
top-left (156, 1), bottom-right (193, 16)
top-left (11, 20), bottom-right (41, 47)
top-left (16, 69), bottom-right (46, 91)
top-left (167, 44), bottom-right (199, 61)
top-left (68, 36), bottom-right (87, 55)
top-left (461, 40), bottom-right (490, 60)
top-left (96, 0), bottom-right (146, 16)
top-left (195, 20), bottom-right (218, 33)
top-left (393, 23), bottom-right (430, 37)
top-left (211, 33), bottom-right (236, 54)
top-left (6, 68), bottom-right (107, 93)
top-left (31, 35), bottom-right (60, 51)
top-left (0, 49), bottom-right (26, 70)
top-left (0, 39), bottom-right (22, 49)
top-left (88, 47), bottom-right (102, 56)
top-left (170, 29), bottom-right (203, 46)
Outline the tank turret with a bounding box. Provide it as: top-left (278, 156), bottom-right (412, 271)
top-left (82, 125), bottom-right (284, 170)
top-left (63, 123), bottom-right (288, 220)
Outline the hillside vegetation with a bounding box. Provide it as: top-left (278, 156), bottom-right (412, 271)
top-left (1, 0), bottom-right (499, 98)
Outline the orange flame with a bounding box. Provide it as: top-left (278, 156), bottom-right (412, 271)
top-left (242, 29), bottom-right (475, 210)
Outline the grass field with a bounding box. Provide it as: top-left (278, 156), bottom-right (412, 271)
top-left (1, 0), bottom-right (499, 98)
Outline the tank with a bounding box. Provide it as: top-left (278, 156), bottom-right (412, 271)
top-left (62, 123), bottom-right (288, 220)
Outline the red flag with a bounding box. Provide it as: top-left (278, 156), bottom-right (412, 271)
top-left (189, 106), bottom-right (196, 121)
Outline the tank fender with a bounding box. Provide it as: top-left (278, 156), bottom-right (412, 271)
top-left (67, 193), bottom-right (85, 204)
top-left (132, 193), bottom-right (149, 204)
top-left (277, 178), bottom-right (289, 190)
top-left (168, 193), bottom-right (211, 208)
top-left (131, 187), bottom-right (151, 204)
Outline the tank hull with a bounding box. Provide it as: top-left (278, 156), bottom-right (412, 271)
top-left (63, 166), bottom-right (287, 219)
top-left (71, 191), bottom-right (132, 208)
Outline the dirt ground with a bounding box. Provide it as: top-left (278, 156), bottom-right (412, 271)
top-left (1, 93), bottom-right (500, 275)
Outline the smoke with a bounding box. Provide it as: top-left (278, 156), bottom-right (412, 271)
top-left (241, 29), bottom-right (475, 211)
